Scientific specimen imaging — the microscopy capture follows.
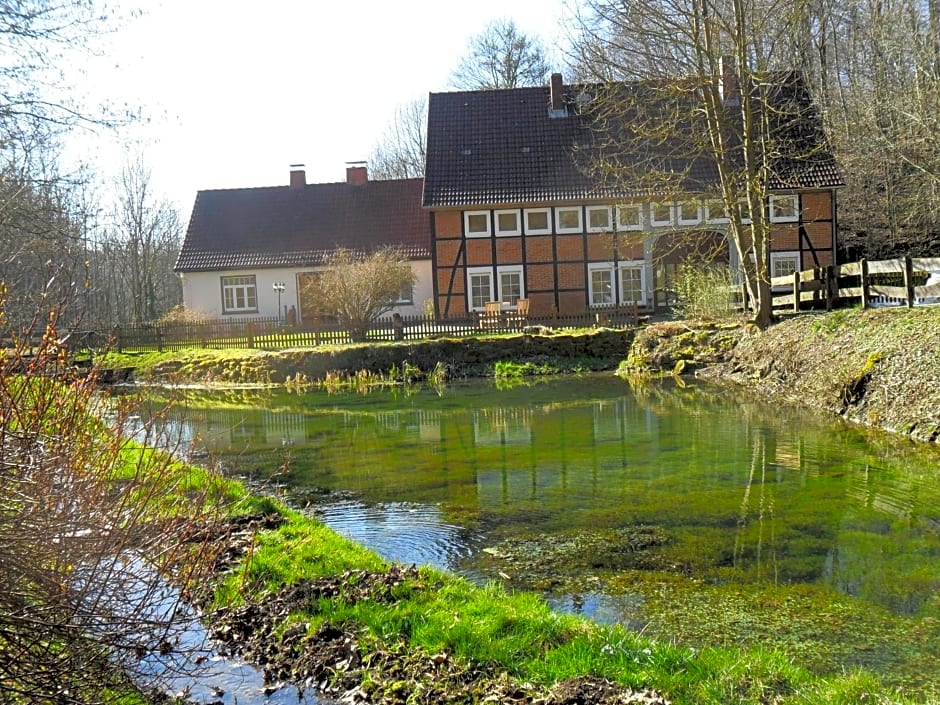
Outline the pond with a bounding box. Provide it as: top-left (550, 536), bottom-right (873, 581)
top-left (133, 375), bottom-right (940, 697)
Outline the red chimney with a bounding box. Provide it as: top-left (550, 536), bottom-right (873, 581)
top-left (550, 72), bottom-right (564, 112)
top-left (289, 164), bottom-right (306, 189)
top-left (719, 56), bottom-right (740, 105)
top-left (346, 162), bottom-right (368, 185)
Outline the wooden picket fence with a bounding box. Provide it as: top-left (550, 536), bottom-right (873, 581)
top-left (104, 306), bottom-right (646, 353)
top-left (768, 255), bottom-right (940, 312)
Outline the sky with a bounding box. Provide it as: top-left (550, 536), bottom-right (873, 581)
top-left (75, 0), bottom-right (573, 216)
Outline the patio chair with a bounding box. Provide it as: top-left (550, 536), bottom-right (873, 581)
top-left (509, 298), bottom-right (530, 329)
top-left (478, 301), bottom-right (503, 329)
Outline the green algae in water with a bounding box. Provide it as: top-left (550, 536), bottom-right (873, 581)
top-left (136, 375), bottom-right (940, 695)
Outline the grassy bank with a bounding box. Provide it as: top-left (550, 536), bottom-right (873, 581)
top-left (188, 492), bottom-right (922, 705)
top-left (99, 328), bottom-right (634, 386)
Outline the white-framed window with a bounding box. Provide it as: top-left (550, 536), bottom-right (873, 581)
top-left (467, 267), bottom-right (494, 311)
top-left (588, 261), bottom-right (647, 306)
top-left (586, 205), bottom-right (612, 232)
top-left (221, 275), bottom-right (258, 313)
top-left (770, 251), bottom-right (800, 280)
top-left (524, 208), bottom-right (552, 235)
top-left (677, 200), bottom-right (703, 225)
top-left (704, 199), bottom-right (729, 223)
top-left (620, 262), bottom-right (646, 304)
top-left (588, 263), bottom-right (615, 306)
top-left (395, 281), bottom-right (414, 304)
top-left (650, 202), bottom-right (675, 227)
top-left (769, 194), bottom-right (799, 222)
top-left (738, 199), bottom-right (752, 224)
top-left (616, 204), bottom-right (643, 231)
top-left (555, 206), bottom-right (583, 233)
top-left (495, 209), bottom-right (521, 236)
top-left (497, 266), bottom-right (524, 305)
top-left (464, 210), bottom-right (491, 237)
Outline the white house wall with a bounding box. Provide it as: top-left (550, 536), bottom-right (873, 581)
top-left (179, 260), bottom-right (434, 320)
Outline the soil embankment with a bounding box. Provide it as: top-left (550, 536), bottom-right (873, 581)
top-left (629, 308), bottom-right (940, 444)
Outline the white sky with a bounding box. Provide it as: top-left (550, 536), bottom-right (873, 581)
top-left (75, 0), bottom-right (573, 215)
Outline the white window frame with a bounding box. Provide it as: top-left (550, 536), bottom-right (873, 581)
top-left (494, 209), bottom-right (522, 236)
top-left (586, 205), bottom-right (612, 233)
top-left (738, 199), bottom-right (752, 224)
top-left (467, 267), bottom-right (494, 311)
top-left (619, 261), bottom-right (647, 305)
top-left (555, 206), bottom-right (583, 234)
top-left (616, 204), bottom-right (643, 231)
top-left (464, 210), bottom-right (491, 238)
top-left (588, 262), bottom-right (615, 307)
top-left (395, 281), bottom-right (414, 305)
top-left (770, 251), bottom-right (800, 280)
top-left (524, 208), bottom-right (552, 235)
top-left (677, 200), bottom-right (703, 225)
top-left (221, 275), bottom-right (258, 314)
top-left (497, 265), bottom-right (525, 305)
top-left (704, 199), bottom-right (729, 223)
top-left (769, 194), bottom-right (799, 223)
top-left (650, 202), bottom-right (675, 227)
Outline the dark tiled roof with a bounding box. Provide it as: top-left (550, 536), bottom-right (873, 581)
top-left (175, 178), bottom-right (430, 272)
top-left (422, 73), bottom-right (842, 208)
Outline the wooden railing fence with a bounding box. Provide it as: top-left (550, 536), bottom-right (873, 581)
top-left (767, 255), bottom-right (940, 313)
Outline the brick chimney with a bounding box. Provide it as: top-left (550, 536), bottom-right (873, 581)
top-left (549, 72), bottom-right (567, 117)
top-left (289, 164), bottom-right (306, 189)
top-left (719, 56), bottom-right (740, 106)
top-left (346, 162), bottom-right (368, 185)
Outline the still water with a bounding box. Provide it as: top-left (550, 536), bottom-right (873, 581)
top-left (137, 375), bottom-right (940, 695)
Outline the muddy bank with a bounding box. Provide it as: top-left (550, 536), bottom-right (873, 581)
top-left (626, 308), bottom-right (940, 444)
top-left (187, 515), bottom-right (670, 705)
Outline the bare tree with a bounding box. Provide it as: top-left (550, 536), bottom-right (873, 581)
top-left (369, 97), bottom-right (427, 179)
top-left (302, 247), bottom-right (416, 341)
top-left (102, 153), bottom-right (183, 324)
top-left (573, 0), bottom-right (839, 328)
top-left (450, 18), bottom-right (551, 90)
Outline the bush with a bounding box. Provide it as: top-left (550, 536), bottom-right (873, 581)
top-left (671, 264), bottom-right (738, 321)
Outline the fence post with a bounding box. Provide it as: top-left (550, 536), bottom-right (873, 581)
top-left (860, 258), bottom-right (870, 309)
top-left (824, 265), bottom-right (834, 311)
top-left (903, 255), bottom-right (915, 307)
top-left (247, 321), bottom-right (254, 349)
top-left (792, 271), bottom-right (800, 313)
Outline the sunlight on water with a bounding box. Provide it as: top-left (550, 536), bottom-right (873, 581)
top-left (130, 375), bottom-right (940, 692)
top-left (311, 500), bottom-right (483, 571)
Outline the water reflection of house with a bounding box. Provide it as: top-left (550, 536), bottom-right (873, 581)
top-left (475, 398), bottom-right (660, 505)
top-left (182, 408), bottom-right (309, 452)
top-left (473, 407), bottom-right (533, 446)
